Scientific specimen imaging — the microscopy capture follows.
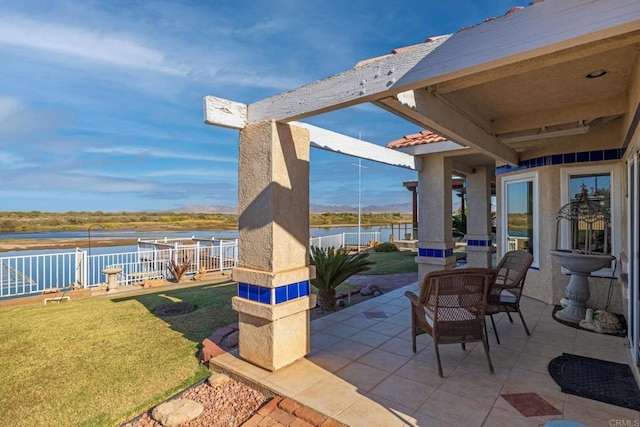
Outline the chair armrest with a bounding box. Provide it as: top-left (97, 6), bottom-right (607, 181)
top-left (404, 291), bottom-right (419, 306)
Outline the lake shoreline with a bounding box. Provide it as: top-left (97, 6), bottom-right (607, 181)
top-left (0, 237), bottom-right (142, 253)
top-left (0, 223), bottom-right (378, 253)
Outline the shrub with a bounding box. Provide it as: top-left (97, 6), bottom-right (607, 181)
top-left (310, 246), bottom-right (373, 311)
top-left (374, 242), bottom-right (399, 252)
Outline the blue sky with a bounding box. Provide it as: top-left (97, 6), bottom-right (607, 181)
top-left (0, 0), bottom-right (522, 213)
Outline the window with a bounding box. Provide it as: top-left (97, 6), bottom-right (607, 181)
top-left (561, 165), bottom-right (620, 276)
top-left (568, 173), bottom-right (611, 254)
top-left (501, 172), bottom-right (538, 268)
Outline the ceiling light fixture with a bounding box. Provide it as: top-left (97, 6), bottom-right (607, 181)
top-left (501, 124), bottom-right (590, 144)
top-left (586, 70), bottom-right (607, 78)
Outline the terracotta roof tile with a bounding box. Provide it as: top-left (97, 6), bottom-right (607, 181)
top-left (386, 130), bottom-right (448, 149)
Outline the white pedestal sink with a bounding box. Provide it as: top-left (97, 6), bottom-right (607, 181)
top-left (549, 249), bottom-right (614, 323)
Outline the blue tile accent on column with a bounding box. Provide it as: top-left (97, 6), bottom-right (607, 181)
top-left (418, 248), bottom-right (454, 258)
top-left (299, 281), bottom-right (309, 296)
top-left (258, 287), bottom-right (271, 304)
top-left (248, 284), bottom-right (259, 302)
top-left (275, 286), bottom-right (287, 304)
top-left (551, 154), bottom-right (563, 165)
top-left (467, 239), bottom-right (492, 247)
top-left (238, 283), bottom-right (249, 299)
top-left (287, 283), bottom-right (299, 299)
top-left (238, 280), bottom-right (312, 304)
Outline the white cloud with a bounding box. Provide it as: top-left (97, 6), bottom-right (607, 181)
top-left (0, 151), bottom-right (35, 169)
top-left (84, 146), bottom-right (238, 163)
top-left (0, 16), bottom-right (186, 75)
top-left (0, 96), bottom-right (23, 121)
top-left (144, 169), bottom-right (236, 179)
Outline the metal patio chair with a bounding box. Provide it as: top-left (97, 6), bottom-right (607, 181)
top-left (484, 250), bottom-right (534, 345)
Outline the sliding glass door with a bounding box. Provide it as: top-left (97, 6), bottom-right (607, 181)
top-left (629, 152), bottom-right (639, 366)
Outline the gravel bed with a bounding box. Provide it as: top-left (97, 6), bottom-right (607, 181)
top-left (124, 378), bottom-right (267, 427)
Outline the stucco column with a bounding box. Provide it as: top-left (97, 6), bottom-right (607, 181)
top-left (465, 166), bottom-right (494, 268)
top-left (416, 154), bottom-right (456, 278)
top-left (231, 120), bottom-right (316, 371)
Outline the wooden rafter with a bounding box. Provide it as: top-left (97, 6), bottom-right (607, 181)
top-left (376, 90), bottom-right (519, 166)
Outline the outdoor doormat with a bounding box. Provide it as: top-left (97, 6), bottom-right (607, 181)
top-left (548, 353), bottom-right (640, 411)
top-left (551, 305), bottom-right (626, 337)
top-left (501, 392), bottom-right (562, 417)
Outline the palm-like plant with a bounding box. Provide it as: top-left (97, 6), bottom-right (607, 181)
top-left (310, 246), bottom-right (373, 311)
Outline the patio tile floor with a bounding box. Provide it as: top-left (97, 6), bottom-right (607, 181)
top-left (212, 282), bottom-right (640, 426)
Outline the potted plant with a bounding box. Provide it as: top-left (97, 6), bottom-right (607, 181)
top-left (309, 246), bottom-right (373, 311)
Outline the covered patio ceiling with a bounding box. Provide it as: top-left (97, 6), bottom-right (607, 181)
top-left (205, 0), bottom-right (640, 170)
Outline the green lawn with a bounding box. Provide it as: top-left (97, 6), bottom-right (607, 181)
top-left (361, 251), bottom-right (419, 275)
top-left (0, 252), bottom-right (419, 426)
top-left (0, 281), bottom-right (237, 427)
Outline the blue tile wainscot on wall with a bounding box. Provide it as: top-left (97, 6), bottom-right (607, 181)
top-left (496, 148), bottom-right (622, 175)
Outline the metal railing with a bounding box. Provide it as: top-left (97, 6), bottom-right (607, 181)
top-left (0, 239), bottom-right (240, 299)
top-left (310, 234), bottom-right (344, 250)
top-left (507, 235), bottom-right (530, 251)
top-left (343, 232), bottom-right (380, 249)
top-left (310, 231), bottom-right (381, 251)
top-left (0, 231), bottom-right (382, 299)
top-left (1, 251), bottom-right (78, 297)
top-left (377, 224), bottom-right (416, 241)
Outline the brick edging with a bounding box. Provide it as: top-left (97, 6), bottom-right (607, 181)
top-left (198, 322), bottom-right (239, 363)
top-left (243, 396), bottom-right (346, 427)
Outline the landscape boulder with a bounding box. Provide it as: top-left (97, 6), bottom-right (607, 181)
top-left (143, 278), bottom-right (165, 289)
top-left (151, 399), bottom-right (203, 426)
top-left (360, 284), bottom-right (381, 296)
top-left (207, 372), bottom-right (231, 387)
top-left (360, 287), bottom-right (373, 296)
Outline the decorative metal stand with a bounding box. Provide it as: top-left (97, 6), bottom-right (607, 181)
top-left (549, 186), bottom-right (614, 323)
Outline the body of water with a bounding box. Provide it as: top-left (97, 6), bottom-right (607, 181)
top-left (0, 226), bottom-right (375, 258)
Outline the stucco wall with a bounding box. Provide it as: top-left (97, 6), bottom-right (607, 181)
top-left (497, 157), bottom-right (624, 314)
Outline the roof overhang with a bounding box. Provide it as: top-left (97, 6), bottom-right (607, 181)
top-left (205, 0), bottom-right (640, 168)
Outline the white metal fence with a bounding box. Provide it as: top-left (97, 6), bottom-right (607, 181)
top-left (0, 239), bottom-right (239, 299)
top-left (1, 251), bottom-right (78, 297)
top-left (0, 231), bottom-right (380, 299)
top-left (377, 224), bottom-right (417, 241)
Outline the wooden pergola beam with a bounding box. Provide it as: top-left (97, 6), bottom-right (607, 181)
top-left (376, 91), bottom-right (519, 166)
top-left (245, 0), bottom-right (640, 125)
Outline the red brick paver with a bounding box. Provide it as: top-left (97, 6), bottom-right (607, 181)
top-left (242, 397), bottom-right (345, 427)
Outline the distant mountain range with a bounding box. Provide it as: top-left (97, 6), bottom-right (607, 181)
top-left (169, 202), bottom-right (413, 214)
